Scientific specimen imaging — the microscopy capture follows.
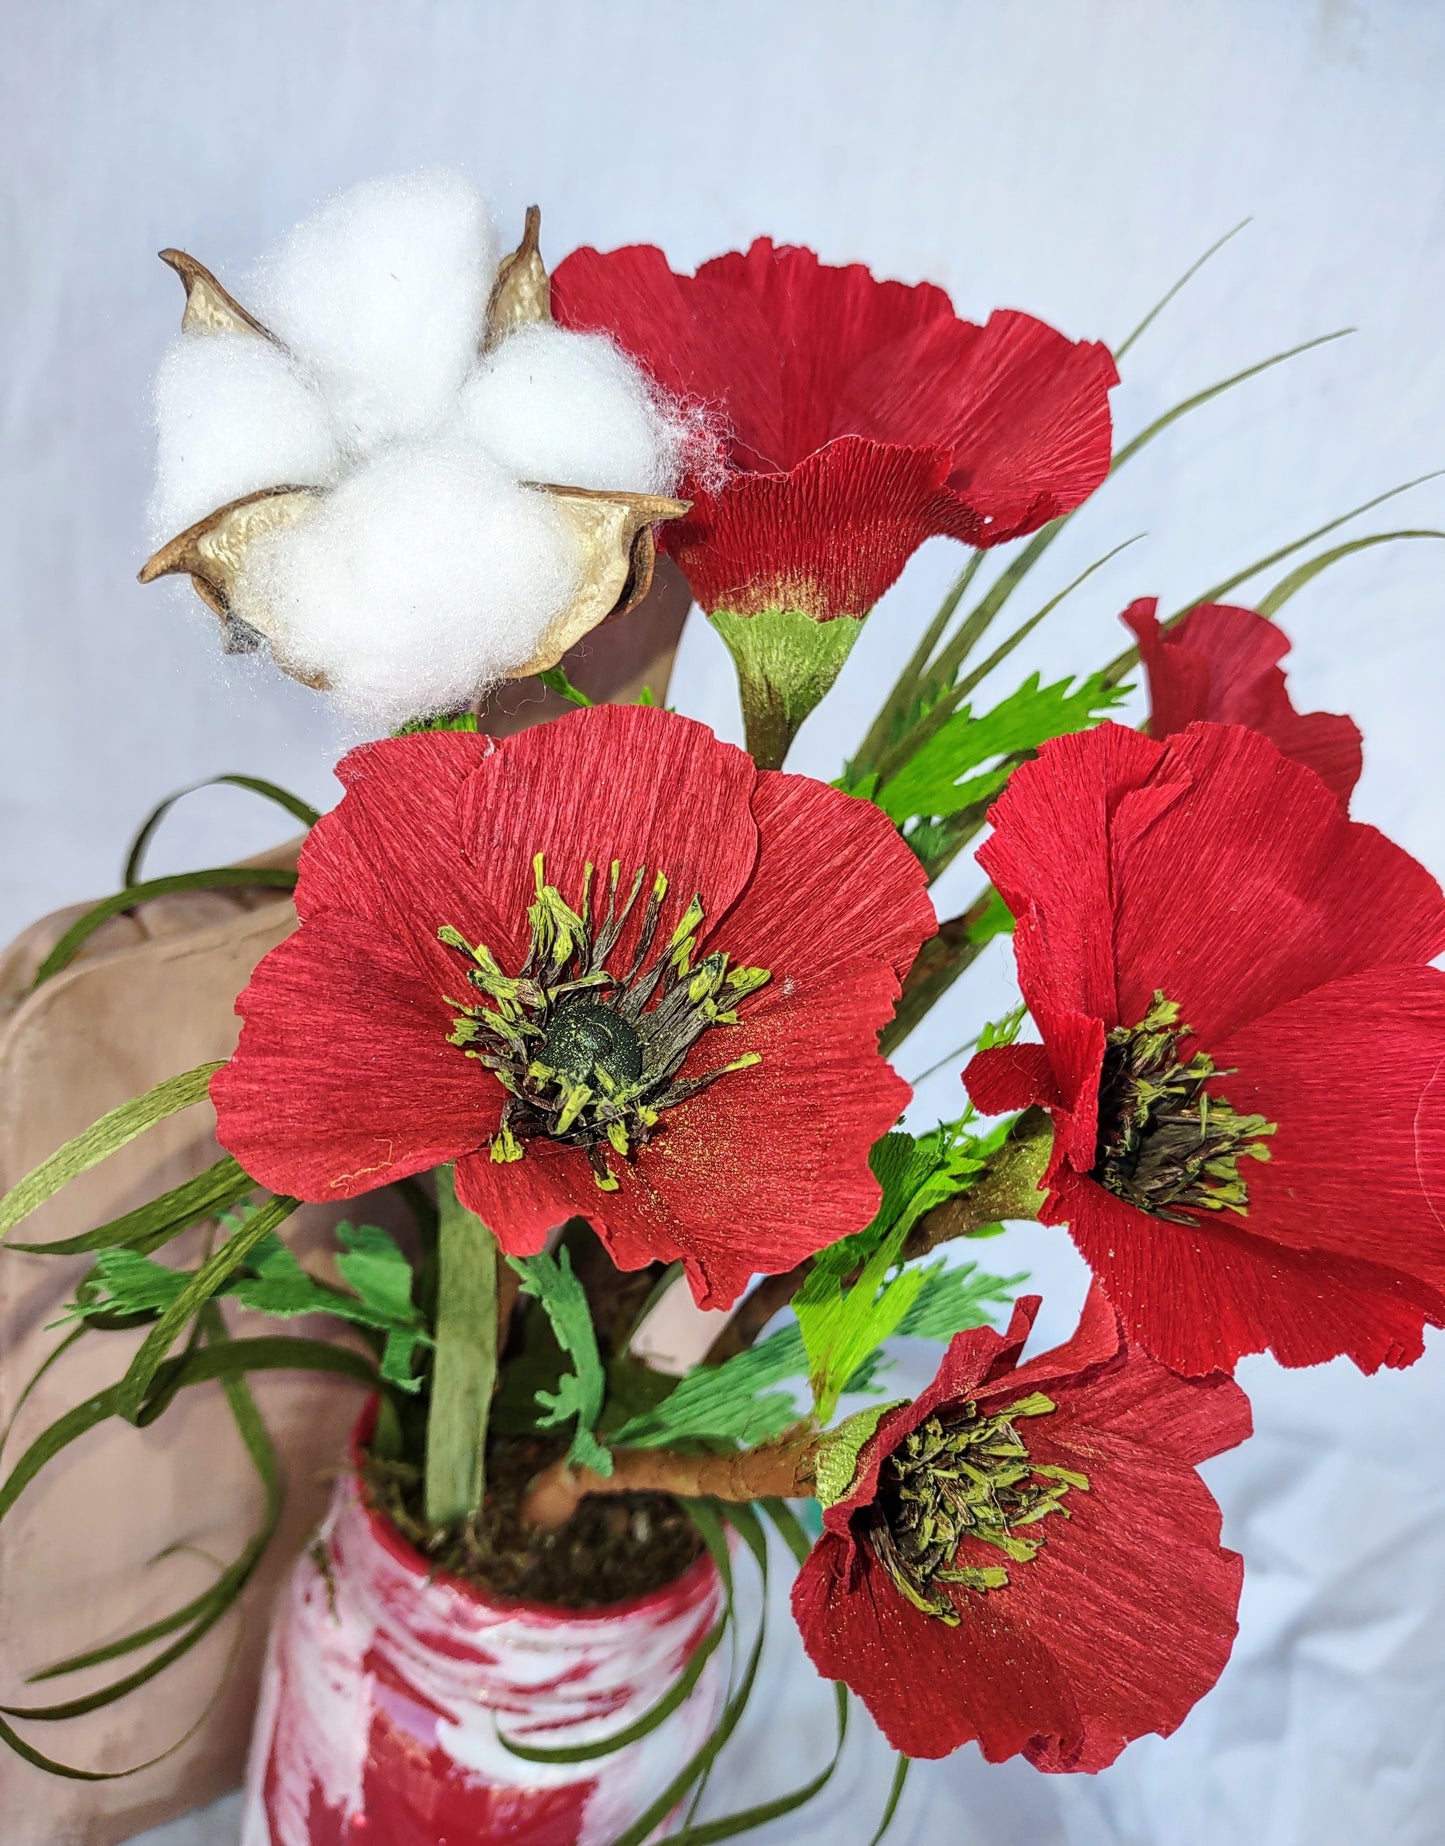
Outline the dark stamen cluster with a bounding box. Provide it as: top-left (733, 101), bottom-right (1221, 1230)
top-left (1092, 992), bottom-right (1274, 1224)
top-left (440, 855), bottom-right (770, 1191)
top-left (860, 1395), bottom-right (1084, 1624)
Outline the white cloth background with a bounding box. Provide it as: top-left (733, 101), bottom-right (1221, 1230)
top-left (3, 2), bottom-right (1443, 1841)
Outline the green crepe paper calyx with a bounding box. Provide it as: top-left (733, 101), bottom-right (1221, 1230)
top-left (813, 1400), bottom-right (908, 1509)
top-left (709, 608), bottom-right (864, 770)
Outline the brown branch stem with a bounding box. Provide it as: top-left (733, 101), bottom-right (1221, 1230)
top-left (522, 1431), bottom-right (820, 1531)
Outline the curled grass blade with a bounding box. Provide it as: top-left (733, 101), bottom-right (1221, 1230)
top-left (6, 1155), bottom-right (252, 1259)
top-left (124, 774), bottom-right (318, 888)
top-left (33, 869), bottom-right (297, 989)
top-left (1255, 529), bottom-right (1445, 615)
top-left (866, 1753), bottom-right (914, 1846)
top-left (115, 1196), bottom-right (300, 1422)
top-left (0, 1062), bottom-right (224, 1238)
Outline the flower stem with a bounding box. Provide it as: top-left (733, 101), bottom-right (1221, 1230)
top-left (522, 1430), bottom-right (820, 1531)
top-left (423, 1167), bottom-right (499, 1527)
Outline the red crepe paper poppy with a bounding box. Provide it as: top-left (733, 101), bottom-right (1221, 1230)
top-left (792, 1291), bottom-right (1249, 1768)
top-left (552, 239), bottom-right (1117, 620)
top-left (210, 705), bottom-right (933, 1310)
top-left (1124, 597), bottom-right (1362, 807)
top-left (964, 720), bottom-right (1445, 1376)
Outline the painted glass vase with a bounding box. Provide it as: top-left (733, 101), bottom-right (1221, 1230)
top-left (241, 1466), bottom-right (724, 1846)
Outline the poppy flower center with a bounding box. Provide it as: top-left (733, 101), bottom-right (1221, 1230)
top-left (439, 854), bottom-right (771, 1192)
top-left (1092, 991), bottom-right (1276, 1225)
top-left (859, 1395), bottom-right (1084, 1624)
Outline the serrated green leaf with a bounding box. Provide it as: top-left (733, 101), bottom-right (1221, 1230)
top-left (877, 672), bottom-right (1130, 823)
top-left (895, 1260), bottom-right (1026, 1341)
top-left (507, 1248), bottom-right (611, 1475)
top-left (609, 1325), bottom-right (808, 1450)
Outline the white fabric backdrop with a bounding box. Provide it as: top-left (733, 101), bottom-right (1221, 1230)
top-left (3, 2), bottom-right (1444, 1841)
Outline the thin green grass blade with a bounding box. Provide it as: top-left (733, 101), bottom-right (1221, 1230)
top-left (669, 1683), bottom-right (851, 1844)
top-left (0, 1063), bottom-right (224, 1238)
top-left (866, 1753), bottom-right (913, 1846)
top-left (758, 1495), bottom-right (814, 1567)
top-left (951, 534), bottom-right (1145, 704)
top-left (0, 1325), bottom-right (86, 1466)
top-left (7, 1155), bottom-right (252, 1258)
top-left (115, 1195), bottom-right (299, 1421)
top-left (124, 775), bottom-right (319, 887)
top-left (607, 1502), bottom-right (765, 1846)
top-left (1108, 328), bottom-right (1352, 474)
top-left (1099, 472), bottom-right (1445, 685)
top-left (1255, 529), bottom-right (1445, 615)
top-left (1114, 218), bottom-right (1251, 362)
top-left (134, 1335), bottom-right (379, 1427)
top-left (33, 869), bottom-right (298, 988)
top-left (497, 1611), bottom-right (728, 1764)
top-left (854, 550), bottom-right (989, 770)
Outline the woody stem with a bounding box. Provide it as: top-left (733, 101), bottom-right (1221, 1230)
top-left (522, 1431), bottom-right (821, 1531)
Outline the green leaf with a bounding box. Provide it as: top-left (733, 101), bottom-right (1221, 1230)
top-left (123, 774), bottom-right (319, 887)
top-left (866, 1754), bottom-right (913, 1846)
top-left (536, 665), bottom-right (594, 706)
top-left (895, 1260), bottom-right (1026, 1340)
top-left (608, 1325), bottom-right (809, 1451)
top-left (877, 671), bottom-right (1130, 823)
top-left (506, 1247), bottom-right (611, 1474)
top-left (0, 1062), bottom-right (225, 1238)
top-left (795, 1222), bottom-right (924, 1425)
top-left (1114, 218), bottom-right (1251, 361)
top-left (32, 870), bottom-right (298, 989)
top-left (55, 1249), bottom-right (187, 1325)
top-left (392, 711), bottom-right (481, 734)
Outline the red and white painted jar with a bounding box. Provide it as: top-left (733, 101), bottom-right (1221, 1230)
top-left (241, 1467), bottom-right (724, 1846)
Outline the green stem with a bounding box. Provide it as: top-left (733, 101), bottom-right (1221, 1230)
top-left (423, 1167), bottom-right (499, 1527)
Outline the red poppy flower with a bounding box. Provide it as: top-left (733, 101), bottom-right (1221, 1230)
top-left (964, 721), bottom-right (1445, 1376)
top-left (1124, 597), bottom-right (1362, 807)
top-left (792, 1291), bottom-right (1249, 1768)
top-left (210, 705), bottom-right (933, 1310)
top-left (551, 239), bottom-right (1117, 620)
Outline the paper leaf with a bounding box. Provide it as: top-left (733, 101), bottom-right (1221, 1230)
top-left (507, 1249), bottom-right (612, 1475)
top-left (877, 671), bottom-right (1130, 822)
top-left (895, 1260), bottom-right (1027, 1341)
top-left (609, 1325), bottom-right (810, 1451)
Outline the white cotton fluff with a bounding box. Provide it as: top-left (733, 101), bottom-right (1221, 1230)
top-left (148, 333), bottom-right (344, 542)
top-left (455, 323), bottom-right (682, 495)
top-left (234, 442), bottom-right (582, 726)
top-left (244, 172), bottom-right (498, 449)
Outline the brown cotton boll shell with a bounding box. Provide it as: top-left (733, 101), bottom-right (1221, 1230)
top-left (482, 204), bottom-right (551, 351)
top-left (137, 484), bottom-right (330, 687)
top-left (158, 247), bottom-right (279, 341)
top-left (511, 484), bottom-right (691, 676)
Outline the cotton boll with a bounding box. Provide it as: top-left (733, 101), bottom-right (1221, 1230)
top-left (246, 172), bottom-right (497, 449)
top-left (235, 442), bottom-right (582, 726)
top-left (149, 333), bottom-right (343, 542)
top-left (456, 324), bottom-right (682, 495)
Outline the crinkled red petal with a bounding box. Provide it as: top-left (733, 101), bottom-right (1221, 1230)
top-left (796, 1302), bottom-right (1247, 1765)
top-left (577, 959), bottom-right (913, 1310)
top-left (664, 438), bottom-right (959, 618)
top-left (457, 705), bottom-right (760, 965)
top-left (212, 910), bottom-right (500, 1201)
top-left (297, 729), bottom-right (525, 981)
top-left (717, 767), bottom-right (934, 986)
top-left (982, 722), bottom-right (1445, 1044)
top-left (1123, 598), bottom-right (1362, 807)
top-left (1055, 1167), bottom-right (1445, 1376)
